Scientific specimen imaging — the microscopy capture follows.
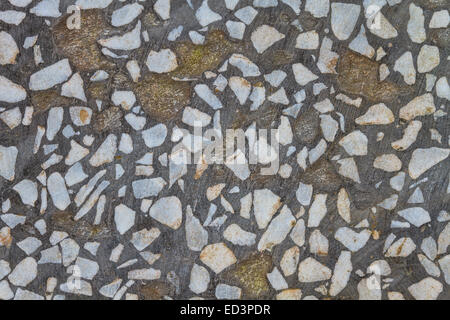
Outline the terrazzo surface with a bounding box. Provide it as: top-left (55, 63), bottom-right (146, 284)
top-left (0, 0), bottom-right (449, 300)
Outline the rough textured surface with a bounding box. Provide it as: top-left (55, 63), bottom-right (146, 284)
top-left (0, 0), bottom-right (448, 301)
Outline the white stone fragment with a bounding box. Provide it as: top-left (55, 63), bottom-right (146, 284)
top-left (38, 246), bottom-right (61, 264)
top-left (47, 172), bottom-right (70, 210)
top-left (111, 91), bottom-right (136, 111)
top-left (0, 260), bottom-right (11, 280)
top-left (394, 51), bottom-right (416, 85)
top-left (329, 251), bottom-right (352, 296)
top-left (185, 206), bottom-right (208, 251)
top-left (60, 238), bottom-right (79, 267)
top-left (335, 227), bottom-right (371, 252)
top-left (189, 31), bottom-right (205, 45)
top-left (75, 0), bottom-right (112, 9)
top-left (337, 188), bottom-right (351, 223)
top-left (417, 45), bottom-right (440, 73)
top-left (61, 73), bottom-right (86, 102)
top-left (0, 10), bottom-right (26, 25)
top-left (29, 59), bottom-right (72, 91)
top-left (305, 0), bottom-right (329, 18)
top-left (30, 0), bottom-right (61, 17)
top-left (296, 182), bottom-right (312, 206)
top-left (280, 246), bottom-right (300, 277)
top-left (309, 229), bottom-right (329, 256)
top-left (189, 264), bottom-right (210, 294)
top-left (195, 84), bottom-right (223, 109)
top-left (421, 236), bottom-right (437, 261)
top-left (438, 255), bottom-right (450, 285)
top-left (317, 37), bottom-right (339, 74)
top-left (357, 276), bottom-right (381, 300)
top-left (295, 31), bottom-right (319, 50)
top-left (141, 124), bottom-right (167, 149)
top-left (100, 279), bottom-right (122, 298)
top-left (22, 107), bottom-right (33, 126)
top-left (356, 103), bottom-right (394, 125)
top-left (251, 25), bottom-right (285, 54)
top-left (258, 205), bottom-right (295, 251)
top-left (114, 204), bottom-right (135, 235)
top-left (0, 76), bottom-right (26, 103)
top-left (196, 0), bottom-right (222, 27)
top-left (297, 257), bottom-right (332, 283)
top-left (200, 243), bottom-right (236, 274)
top-left (71, 257), bottom-right (98, 280)
top-left (98, 21), bottom-right (141, 51)
top-left (215, 284), bottom-right (242, 299)
top-left (436, 77), bottom-right (450, 100)
top-left (13, 180), bottom-right (38, 207)
top-left (349, 25), bottom-right (375, 58)
top-left (408, 147), bottom-right (449, 179)
top-left (373, 154), bottom-right (402, 172)
top-left (331, 3), bottom-right (360, 40)
top-left (253, 189), bottom-right (282, 229)
top-left (154, 0), bottom-right (170, 20)
top-left (408, 277), bottom-right (443, 300)
top-left (229, 76), bottom-right (251, 105)
top-left (149, 196), bottom-right (182, 230)
top-left (378, 194), bottom-right (398, 210)
top-left (8, 257), bottom-right (37, 287)
top-left (0, 107), bottom-right (22, 129)
top-left (132, 178), bottom-right (166, 199)
top-left (339, 130), bottom-right (368, 156)
top-left (307, 194), bottom-right (327, 227)
top-left (249, 85), bottom-right (265, 110)
top-left (146, 49), bottom-right (178, 74)
top-left (118, 133), bottom-right (133, 154)
top-left (239, 193), bottom-right (252, 219)
top-left (224, 224), bottom-right (256, 246)
top-left (131, 228), bottom-right (160, 251)
top-left (111, 3), bottom-right (143, 27)
top-left (17, 237), bottom-right (41, 255)
top-left (69, 107), bottom-right (92, 128)
top-left (292, 63), bottom-right (318, 86)
top-left (265, 70), bottom-right (287, 87)
top-left (0, 31), bottom-right (19, 65)
top-left (368, 12), bottom-right (398, 39)
top-left (429, 10), bottom-right (449, 28)
top-left (226, 21), bottom-right (246, 40)
top-left (235, 6), bottom-right (258, 25)
top-left (407, 3), bottom-right (426, 43)
top-left (0, 280), bottom-right (13, 300)
top-left (320, 114), bottom-right (338, 142)
top-left (225, 0), bottom-right (240, 10)
top-left (392, 120), bottom-right (422, 151)
top-left (269, 87), bottom-right (289, 105)
top-left (438, 223), bottom-right (450, 255)
top-left (367, 260), bottom-right (391, 276)
top-left (396, 207), bottom-right (430, 227)
top-left (90, 70), bottom-right (109, 82)
top-left (386, 237), bottom-right (416, 257)
top-left (126, 60), bottom-right (141, 82)
top-left (379, 63), bottom-right (390, 81)
top-left (267, 267), bottom-right (288, 290)
top-left (8, 0), bottom-right (33, 7)
top-left (182, 107), bottom-right (211, 127)
top-left (89, 134), bottom-right (117, 167)
top-left (418, 254), bottom-right (441, 277)
top-left (281, 0), bottom-right (301, 14)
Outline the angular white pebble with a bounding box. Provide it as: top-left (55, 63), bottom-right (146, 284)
top-left (149, 196), bottom-right (182, 230)
top-left (200, 243), bottom-right (236, 274)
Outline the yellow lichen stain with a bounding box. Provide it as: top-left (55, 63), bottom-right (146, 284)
top-left (79, 109), bottom-right (89, 124)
